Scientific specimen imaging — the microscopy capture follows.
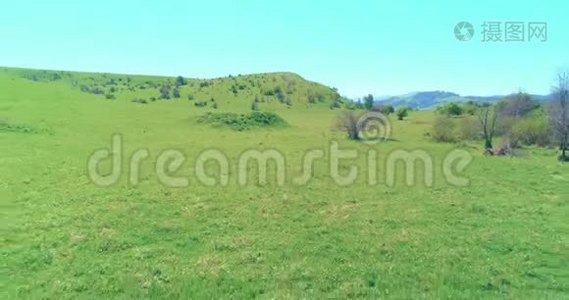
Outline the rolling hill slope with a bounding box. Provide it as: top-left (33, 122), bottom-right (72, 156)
top-left (0, 67), bottom-right (343, 112)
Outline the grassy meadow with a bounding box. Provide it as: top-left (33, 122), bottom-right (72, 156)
top-left (1, 67), bottom-right (568, 299)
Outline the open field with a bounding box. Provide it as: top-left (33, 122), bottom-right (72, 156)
top-left (1, 67), bottom-right (568, 298)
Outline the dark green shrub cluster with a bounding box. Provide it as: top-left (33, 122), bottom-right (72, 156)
top-left (172, 87), bottom-right (181, 98)
top-left (436, 102), bottom-right (463, 116)
top-left (0, 120), bottom-right (36, 134)
top-left (22, 70), bottom-right (63, 82)
top-left (80, 85), bottom-right (105, 95)
top-left (131, 98), bottom-right (148, 104)
top-left (159, 86), bottom-right (170, 99)
top-left (197, 111), bottom-right (286, 131)
top-left (199, 81), bottom-right (212, 88)
top-left (432, 115), bottom-right (457, 142)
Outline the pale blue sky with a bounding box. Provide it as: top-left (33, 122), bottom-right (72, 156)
top-left (1, 0), bottom-right (567, 97)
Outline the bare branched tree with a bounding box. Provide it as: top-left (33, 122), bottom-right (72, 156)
top-left (549, 71), bottom-right (569, 161)
top-left (337, 110), bottom-right (362, 140)
top-left (477, 103), bottom-right (499, 149)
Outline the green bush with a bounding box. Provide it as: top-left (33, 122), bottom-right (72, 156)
top-left (432, 116), bottom-right (457, 142)
top-left (509, 117), bottom-right (550, 147)
top-left (396, 107), bottom-right (410, 120)
top-left (437, 102), bottom-right (463, 116)
top-left (131, 98), bottom-right (148, 104)
top-left (459, 115), bottom-right (481, 140)
top-left (197, 111), bottom-right (286, 131)
top-left (0, 120), bottom-right (36, 134)
top-left (172, 88), bottom-right (180, 98)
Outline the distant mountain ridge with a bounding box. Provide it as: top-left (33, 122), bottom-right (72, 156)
top-left (375, 91), bottom-right (550, 109)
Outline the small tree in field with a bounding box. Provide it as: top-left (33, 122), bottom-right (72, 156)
top-left (396, 107), bottom-right (410, 120)
top-left (159, 86), bottom-right (170, 99)
top-left (477, 103), bottom-right (498, 149)
top-left (337, 110), bottom-right (361, 140)
top-left (363, 94), bottom-right (374, 110)
top-left (176, 76), bottom-right (186, 86)
top-left (251, 98), bottom-right (260, 111)
top-left (172, 87), bottom-right (181, 98)
top-left (549, 71), bottom-right (569, 161)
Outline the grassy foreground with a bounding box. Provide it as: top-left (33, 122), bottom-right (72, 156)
top-left (1, 67), bottom-right (568, 299)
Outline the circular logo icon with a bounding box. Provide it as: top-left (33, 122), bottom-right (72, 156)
top-left (454, 21), bottom-right (474, 41)
top-left (356, 112), bottom-right (391, 145)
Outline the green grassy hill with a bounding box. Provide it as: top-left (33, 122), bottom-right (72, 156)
top-left (1, 67), bottom-right (343, 112)
top-left (1, 67), bottom-right (568, 298)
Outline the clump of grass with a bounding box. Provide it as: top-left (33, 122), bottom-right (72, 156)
top-left (0, 120), bottom-right (37, 134)
top-left (197, 111), bottom-right (286, 131)
top-left (131, 98), bottom-right (148, 104)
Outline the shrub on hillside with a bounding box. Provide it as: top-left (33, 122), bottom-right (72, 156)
top-left (459, 115), bottom-right (481, 140)
top-left (176, 76), bottom-right (186, 86)
top-left (248, 111), bottom-right (284, 126)
top-left (172, 88), bottom-right (181, 98)
top-left (131, 98), bottom-right (148, 104)
top-left (432, 115), bottom-right (457, 142)
top-left (396, 107), bottom-right (410, 120)
top-left (275, 87), bottom-right (286, 103)
top-left (197, 111), bottom-right (286, 131)
top-left (336, 110), bottom-right (362, 140)
top-left (199, 81), bottom-right (212, 88)
top-left (308, 94), bottom-right (326, 104)
top-left (79, 84), bottom-right (105, 95)
top-left (0, 120), bottom-right (37, 134)
top-left (159, 86), bottom-right (170, 99)
top-left (437, 102), bottom-right (463, 116)
top-left (329, 100), bottom-right (342, 109)
top-left (251, 99), bottom-right (260, 111)
top-left (509, 117), bottom-right (550, 147)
